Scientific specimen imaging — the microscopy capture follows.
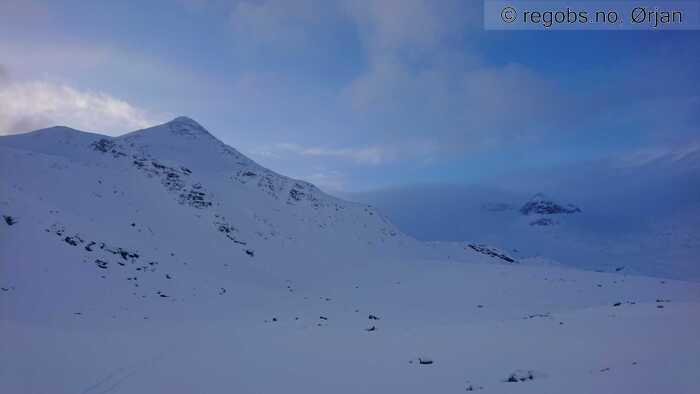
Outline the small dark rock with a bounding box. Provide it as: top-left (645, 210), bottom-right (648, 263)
top-left (504, 370), bottom-right (535, 383)
top-left (3, 215), bottom-right (17, 226)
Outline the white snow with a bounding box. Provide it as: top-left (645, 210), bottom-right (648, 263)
top-left (1, 117), bottom-right (699, 393)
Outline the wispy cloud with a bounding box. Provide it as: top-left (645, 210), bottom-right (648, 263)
top-left (616, 138), bottom-right (700, 169)
top-left (229, 0), bottom-right (327, 47)
top-left (219, 1), bottom-right (558, 156)
top-left (303, 170), bottom-right (348, 192)
top-left (0, 0), bottom-right (51, 28)
top-left (342, 0), bottom-right (471, 57)
top-left (0, 74), bottom-right (162, 135)
top-left (255, 143), bottom-right (395, 165)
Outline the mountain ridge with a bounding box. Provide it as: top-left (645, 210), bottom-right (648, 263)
top-left (519, 193), bottom-right (582, 216)
top-left (0, 117), bottom-right (511, 291)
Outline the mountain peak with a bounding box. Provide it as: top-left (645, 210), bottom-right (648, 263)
top-left (527, 193), bottom-right (549, 203)
top-left (119, 116), bottom-right (216, 143)
top-left (520, 193), bottom-right (581, 215)
top-left (169, 116), bottom-right (201, 126)
top-left (164, 116), bottom-right (211, 137)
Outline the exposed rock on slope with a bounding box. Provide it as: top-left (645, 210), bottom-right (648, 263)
top-left (0, 117), bottom-right (506, 308)
top-left (520, 193), bottom-right (581, 216)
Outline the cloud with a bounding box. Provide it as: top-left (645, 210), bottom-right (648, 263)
top-left (229, 0), bottom-right (333, 48)
top-left (342, 0), bottom-right (471, 57)
top-left (303, 170), bottom-right (347, 192)
top-left (255, 142), bottom-right (395, 165)
top-left (0, 42), bottom-right (114, 78)
top-left (0, 78), bottom-right (163, 135)
top-left (199, 1), bottom-right (558, 157)
top-left (341, 58), bottom-right (560, 154)
top-left (0, 64), bottom-right (8, 84)
top-left (225, 0), bottom-right (476, 62)
top-left (0, 0), bottom-right (51, 28)
top-left (616, 138), bottom-right (700, 169)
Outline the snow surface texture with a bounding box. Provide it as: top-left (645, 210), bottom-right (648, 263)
top-left (2, 117), bottom-right (699, 393)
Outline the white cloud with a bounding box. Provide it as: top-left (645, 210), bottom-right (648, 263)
top-left (341, 57), bottom-right (560, 153)
top-left (229, 0), bottom-right (329, 48)
top-left (303, 170), bottom-right (347, 192)
top-left (0, 0), bottom-right (51, 28)
top-left (0, 79), bottom-right (162, 135)
top-left (0, 64), bottom-right (8, 84)
top-left (256, 142), bottom-right (394, 165)
top-left (342, 0), bottom-right (468, 57)
top-left (616, 139), bottom-right (700, 169)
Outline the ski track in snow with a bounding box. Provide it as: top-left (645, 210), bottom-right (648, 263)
top-left (81, 350), bottom-right (170, 394)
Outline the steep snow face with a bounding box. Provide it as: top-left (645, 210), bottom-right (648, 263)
top-left (116, 116), bottom-right (258, 173)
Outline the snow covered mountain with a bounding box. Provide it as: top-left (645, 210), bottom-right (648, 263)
top-left (2, 118), bottom-right (699, 394)
top-left (0, 117), bottom-right (508, 319)
top-left (0, 117), bottom-right (430, 267)
top-left (519, 193), bottom-right (581, 216)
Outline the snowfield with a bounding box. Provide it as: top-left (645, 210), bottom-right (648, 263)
top-left (1, 118), bottom-right (699, 393)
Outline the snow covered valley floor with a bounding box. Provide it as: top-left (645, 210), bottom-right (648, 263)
top-left (3, 259), bottom-right (699, 394)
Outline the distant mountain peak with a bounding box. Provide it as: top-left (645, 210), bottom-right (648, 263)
top-left (527, 193), bottom-right (549, 203)
top-left (170, 116), bottom-right (198, 123)
top-left (165, 116), bottom-right (211, 137)
top-left (167, 116), bottom-right (203, 129)
top-left (39, 125), bottom-right (82, 133)
top-left (520, 193), bottom-right (581, 215)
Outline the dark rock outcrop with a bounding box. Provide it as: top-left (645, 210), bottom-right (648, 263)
top-left (520, 193), bottom-right (581, 215)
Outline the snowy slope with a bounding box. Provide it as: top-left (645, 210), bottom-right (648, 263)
top-left (2, 118), bottom-right (700, 393)
top-left (0, 117), bottom-right (505, 320)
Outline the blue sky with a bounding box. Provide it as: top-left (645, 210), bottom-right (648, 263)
top-left (1, 0), bottom-right (698, 192)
